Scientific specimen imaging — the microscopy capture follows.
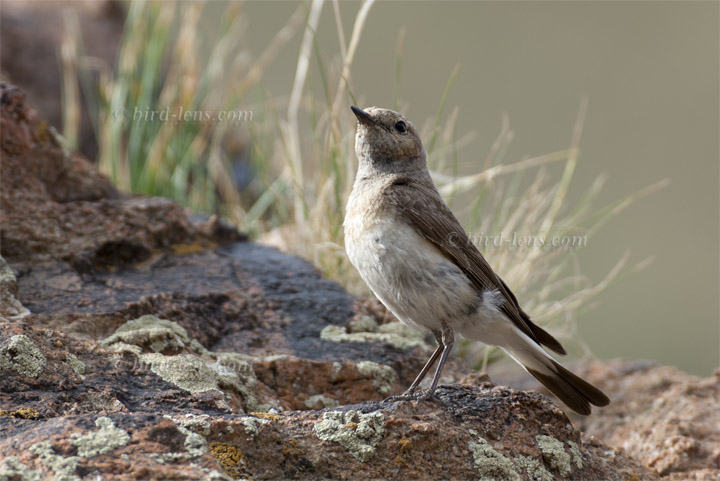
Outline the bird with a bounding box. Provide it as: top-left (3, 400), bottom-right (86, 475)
top-left (343, 105), bottom-right (610, 415)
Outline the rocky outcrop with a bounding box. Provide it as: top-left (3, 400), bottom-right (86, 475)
top-left (0, 83), bottom-right (690, 480)
top-left (578, 361), bottom-right (720, 481)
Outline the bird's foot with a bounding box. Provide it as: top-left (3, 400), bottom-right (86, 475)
top-left (383, 391), bottom-right (418, 403)
top-left (383, 388), bottom-right (442, 404)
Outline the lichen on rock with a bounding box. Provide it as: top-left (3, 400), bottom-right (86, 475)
top-left (239, 415), bottom-right (270, 437)
top-left (536, 434), bottom-right (573, 476)
top-left (141, 353), bottom-right (220, 393)
top-left (0, 456), bottom-right (43, 481)
top-left (320, 317), bottom-right (427, 350)
top-left (64, 353), bottom-right (85, 377)
top-left (0, 256), bottom-right (30, 320)
top-left (356, 360), bottom-right (397, 395)
top-left (101, 315), bottom-right (192, 354)
top-left (468, 436), bottom-right (522, 481)
top-left (69, 416), bottom-right (131, 457)
top-left (515, 455), bottom-right (553, 481)
top-left (313, 410), bottom-right (385, 462)
top-left (567, 440), bottom-right (583, 469)
top-left (209, 441), bottom-right (251, 479)
top-left (23, 417), bottom-right (129, 481)
top-left (304, 394), bottom-right (339, 409)
top-left (0, 334), bottom-right (46, 378)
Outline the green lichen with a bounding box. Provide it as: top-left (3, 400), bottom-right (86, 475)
top-left (64, 353), bottom-right (85, 376)
top-left (320, 318), bottom-right (427, 350)
top-left (515, 455), bottom-right (553, 481)
top-left (29, 442), bottom-right (80, 481)
top-left (106, 341), bottom-right (142, 356)
top-left (239, 416), bottom-right (270, 437)
top-left (69, 417), bottom-right (130, 457)
top-left (356, 361), bottom-right (397, 395)
top-left (332, 362), bottom-right (343, 375)
top-left (214, 352), bottom-right (262, 411)
top-left (263, 354), bottom-right (288, 362)
top-left (304, 394), bottom-right (339, 409)
top-left (0, 457), bottom-right (42, 481)
top-left (141, 353), bottom-right (219, 392)
top-left (166, 414), bottom-right (211, 436)
top-left (102, 316), bottom-right (261, 409)
top-left (348, 315), bottom-right (379, 333)
top-left (140, 352), bottom-right (259, 406)
top-left (24, 418), bottom-right (126, 481)
top-left (190, 339), bottom-right (211, 356)
top-left (101, 315), bottom-right (191, 353)
top-left (567, 440), bottom-right (583, 469)
top-left (0, 257), bottom-right (30, 320)
top-left (0, 335), bottom-right (46, 378)
top-left (468, 436), bottom-right (521, 481)
top-left (182, 426), bottom-right (208, 458)
top-left (313, 410), bottom-right (384, 462)
top-left (151, 424), bottom-right (208, 464)
top-left (536, 434), bottom-right (572, 476)
top-left (198, 467), bottom-right (235, 481)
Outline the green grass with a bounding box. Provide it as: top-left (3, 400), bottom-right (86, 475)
top-left (61, 0), bottom-right (666, 367)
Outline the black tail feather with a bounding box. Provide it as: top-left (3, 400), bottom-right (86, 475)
top-left (525, 317), bottom-right (567, 356)
top-left (527, 361), bottom-right (610, 415)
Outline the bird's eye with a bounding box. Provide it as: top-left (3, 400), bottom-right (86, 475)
top-left (394, 121), bottom-right (407, 133)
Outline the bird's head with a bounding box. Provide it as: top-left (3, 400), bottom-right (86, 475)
top-left (351, 106), bottom-right (427, 176)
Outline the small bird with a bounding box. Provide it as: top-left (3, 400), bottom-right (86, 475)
top-left (344, 106), bottom-right (610, 415)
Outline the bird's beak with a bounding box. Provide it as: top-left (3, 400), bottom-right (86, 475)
top-left (351, 106), bottom-right (376, 126)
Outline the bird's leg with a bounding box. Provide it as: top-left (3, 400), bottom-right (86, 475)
top-left (383, 329), bottom-right (443, 402)
top-left (384, 327), bottom-right (453, 402)
top-left (418, 324), bottom-right (454, 401)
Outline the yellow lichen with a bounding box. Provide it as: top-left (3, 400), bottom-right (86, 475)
top-left (281, 438), bottom-right (306, 459)
top-left (0, 407), bottom-right (40, 419)
top-left (35, 120), bottom-right (49, 143)
top-left (393, 454), bottom-right (409, 467)
top-left (394, 436), bottom-right (413, 467)
top-left (248, 412), bottom-right (281, 421)
top-left (171, 242), bottom-right (211, 255)
top-left (209, 442), bottom-right (252, 480)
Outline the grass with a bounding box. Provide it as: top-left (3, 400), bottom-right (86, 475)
top-left (60, 0), bottom-right (666, 368)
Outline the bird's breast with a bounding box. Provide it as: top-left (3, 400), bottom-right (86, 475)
top-left (344, 211), bottom-right (478, 331)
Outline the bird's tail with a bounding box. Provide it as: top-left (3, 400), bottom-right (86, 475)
top-left (503, 330), bottom-right (610, 415)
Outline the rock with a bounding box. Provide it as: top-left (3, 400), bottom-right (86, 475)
top-left (576, 360), bottom-right (720, 481)
top-left (490, 359), bottom-right (720, 480)
top-left (1, 385), bottom-right (655, 481)
top-left (0, 83), bottom-right (662, 480)
top-left (0, 256), bottom-right (29, 320)
top-left (0, 82), bottom-right (245, 268)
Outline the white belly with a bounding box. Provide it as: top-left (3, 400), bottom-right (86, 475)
top-left (345, 218), bottom-right (479, 333)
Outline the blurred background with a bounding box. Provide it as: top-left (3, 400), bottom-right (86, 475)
top-left (1, 0), bottom-right (717, 376)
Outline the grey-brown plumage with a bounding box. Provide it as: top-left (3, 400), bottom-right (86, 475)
top-left (344, 105), bottom-right (610, 415)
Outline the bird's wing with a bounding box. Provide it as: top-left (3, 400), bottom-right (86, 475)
top-left (385, 178), bottom-right (566, 355)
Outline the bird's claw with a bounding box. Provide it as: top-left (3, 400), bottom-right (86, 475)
top-left (383, 389), bottom-right (443, 404)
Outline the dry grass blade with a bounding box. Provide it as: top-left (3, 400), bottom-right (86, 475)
top-left (60, 1), bottom-right (665, 371)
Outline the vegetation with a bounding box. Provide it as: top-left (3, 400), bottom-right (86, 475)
top-left (60, 0), bottom-right (665, 368)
